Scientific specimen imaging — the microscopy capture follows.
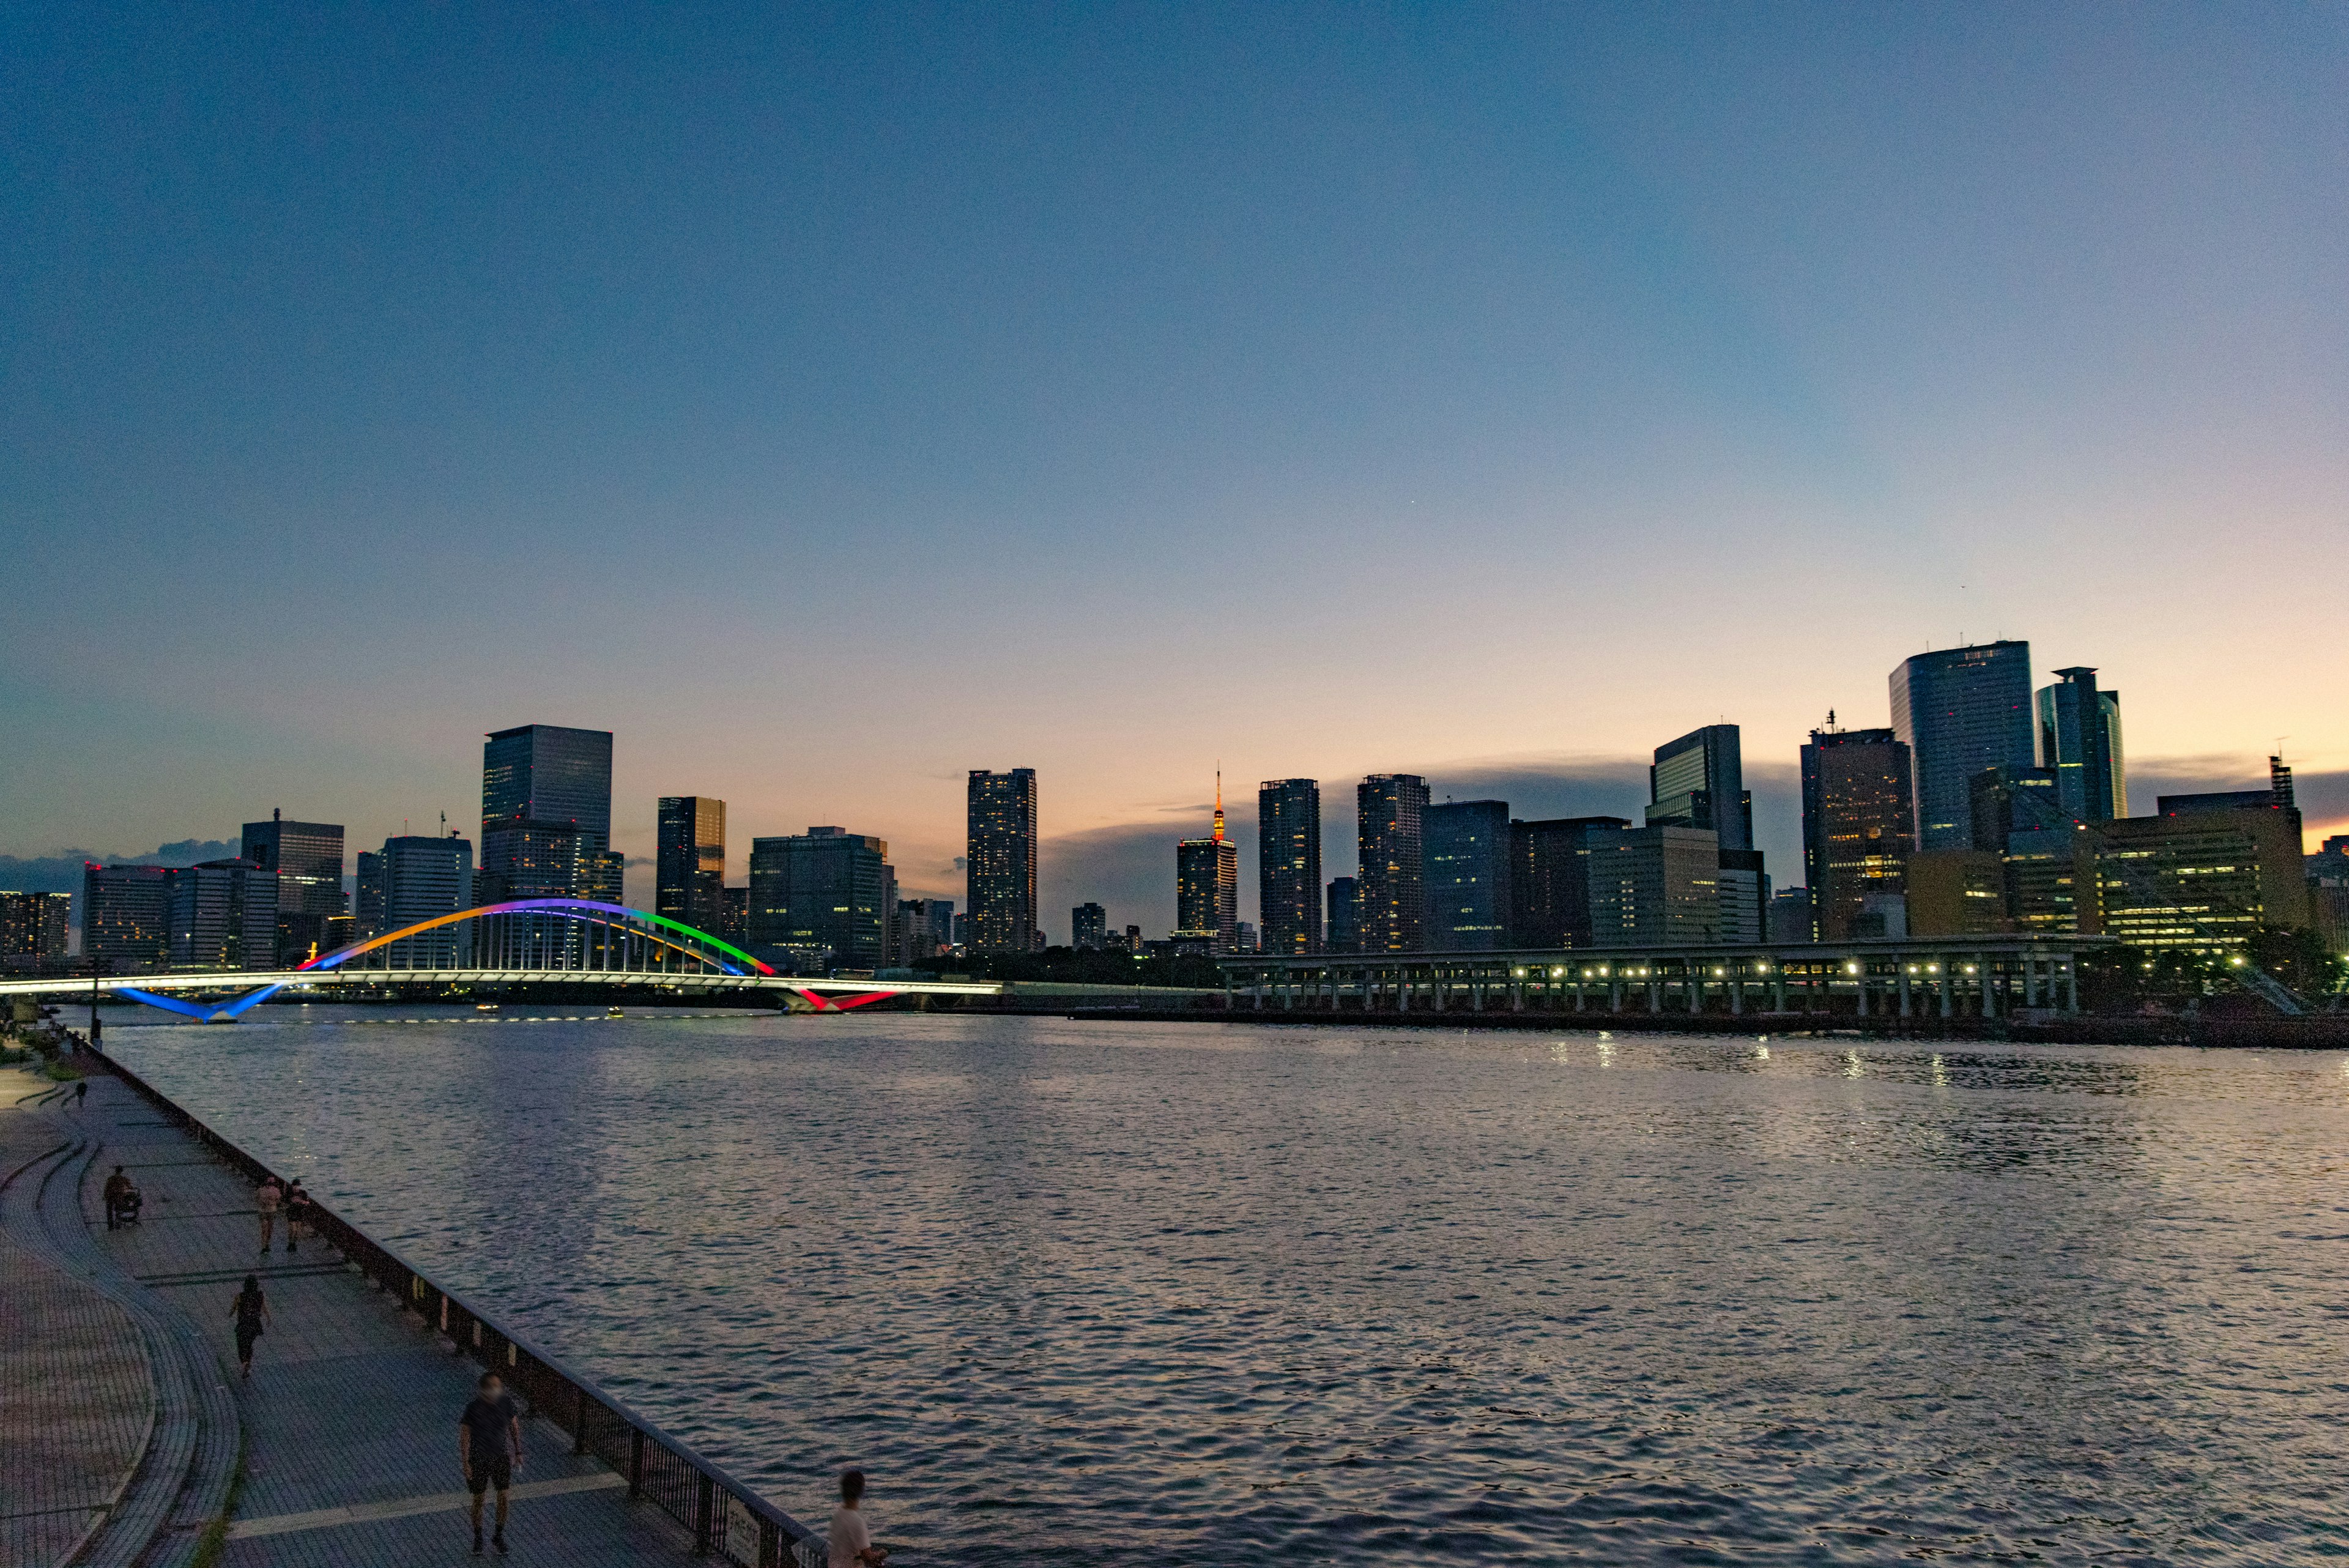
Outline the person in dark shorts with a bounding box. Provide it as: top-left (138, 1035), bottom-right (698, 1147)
top-left (73, 1079), bottom-right (87, 1111)
top-left (459, 1372), bottom-right (524, 1556)
top-left (285, 1181), bottom-right (314, 1254)
top-left (228, 1274), bottom-right (270, 1378)
top-left (254, 1175), bottom-right (281, 1254)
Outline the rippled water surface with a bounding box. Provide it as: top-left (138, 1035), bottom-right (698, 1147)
top-left (103, 1008), bottom-right (2349, 1563)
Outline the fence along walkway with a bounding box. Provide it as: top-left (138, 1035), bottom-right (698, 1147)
top-left (81, 1052), bottom-right (829, 1568)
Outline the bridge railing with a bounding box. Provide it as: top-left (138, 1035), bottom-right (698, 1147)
top-left (86, 1039), bottom-right (828, 1567)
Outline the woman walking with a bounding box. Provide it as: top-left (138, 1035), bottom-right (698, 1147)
top-left (229, 1274), bottom-right (271, 1378)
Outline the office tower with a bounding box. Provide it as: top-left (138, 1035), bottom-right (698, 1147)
top-left (1423, 800), bottom-right (1512, 951)
top-left (1072, 902), bottom-right (1108, 951)
top-left (1326, 877), bottom-right (1359, 954)
top-left (1646, 725), bottom-right (1764, 942)
top-left (0, 892), bottom-right (72, 972)
top-left (1904, 851), bottom-right (2012, 936)
top-left (168, 860), bottom-right (280, 972)
top-left (81, 864), bottom-right (175, 975)
top-left (1234, 920), bottom-right (1258, 954)
top-left (2034, 667), bottom-right (2125, 823)
top-left (952, 912), bottom-right (971, 949)
top-left (1890, 641), bottom-right (2034, 850)
top-left (749, 828), bottom-right (893, 972)
top-left (356, 835), bottom-right (477, 966)
top-left (1585, 826), bottom-right (1721, 947)
top-left (2094, 808), bottom-right (2309, 949)
top-left (1507, 817), bottom-right (1630, 948)
top-left (1801, 726), bottom-right (1915, 942)
top-left (967, 769), bottom-right (1038, 954)
top-left (2003, 827), bottom-right (2098, 934)
top-left (1256, 779), bottom-right (1322, 956)
top-left (1356, 775), bottom-right (1429, 954)
top-left (722, 886), bottom-right (749, 945)
top-left (893, 898), bottom-right (953, 965)
top-left (1969, 764), bottom-right (2070, 852)
top-left (1765, 886), bottom-right (1815, 945)
top-left (354, 850), bottom-right (385, 938)
top-left (656, 797), bottom-right (727, 934)
top-left (1174, 781), bottom-right (1238, 952)
top-left (480, 724), bottom-right (616, 964)
top-left (2308, 836), bottom-right (2349, 956)
top-left (241, 812), bottom-right (347, 964)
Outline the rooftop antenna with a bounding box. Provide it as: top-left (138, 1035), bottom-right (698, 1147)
top-left (1213, 767), bottom-right (1225, 842)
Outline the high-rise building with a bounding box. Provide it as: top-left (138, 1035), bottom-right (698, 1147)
top-left (241, 812), bottom-right (347, 965)
top-left (1905, 850), bottom-right (2013, 936)
top-left (0, 892), bottom-right (72, 972)
top-left (1507, 817), bottom-right (1629, 948)
top-left (1174, 779), bottom-right (1239, 952)
top-left (168, 859), bottom-right (280, 972)
top-left (1890, 641), bottom-right (2035, 851)
top-left (1423, 800), bottom-right (1512, 951)
top-left (1765, 886), bottom-right (1815, 945)
top-left (749, 828), bottom-right (893, 972)
top-left (1646, 726), bottom-right (1764, 943)
top-left (1356, 775), bottom-right (1429, 954)
top-left (1234, 920), bottom-right (1258, 954)
top-left (1969, 764), bottom-right (2071, 852)
top-left (1256, 779), bottom-right (1322, 956)
top-left (967, 769), bottom-right (1038, 954)
top-left (1585, 826), bottom-right (1721, 947)
top-left (1801, 726), bottom-right (1915, 942)
top-left (81, 864), bottom-right (175, 975)
top-left (721, 886), bottom-right (750, 946)
top-left (2003, 826), bottom-right (2097, 934)
top-left (354, 850), bottom-right (386, 938)
top-left (2308, 835), bottom-right (2349, 957)
top-left (1326, 877), bottom-right (1359, 954)
top-left (480, 724), bottom-right (617, 964)
top-left (889, 897), bottom-right (953, 965)
top-left (355, 835), bottom-right (477, 966)
top-left (656, 797), bottom-right (727, 934)
top-left (1072, 902), bottom-right (1108, 951)
top-left (2094, 808), bottom-right (2309, 950)
top-left (2035, 667), bottom-right (2126, 823)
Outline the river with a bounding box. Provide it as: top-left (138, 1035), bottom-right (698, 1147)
top-left (99, 1005), bottom-right (2349, 1563)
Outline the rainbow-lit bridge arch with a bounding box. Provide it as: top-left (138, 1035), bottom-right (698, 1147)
top-left (114, 899), bottom-right (776, 1021)
top-left (298, 899), bottom-right (776, 978)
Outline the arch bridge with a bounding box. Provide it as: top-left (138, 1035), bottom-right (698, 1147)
top-left (2, 899), bottom-right (1000, 1022)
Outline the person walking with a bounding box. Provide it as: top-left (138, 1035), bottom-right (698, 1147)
top-left (254, 1175), bottom-right (282, 1254)
top-left (228, 1274), bottom-right (270, 1378)
top-left (73, 1079), bottom-right (87, 1112)
top-left (285, 1181), bottom-right (314, 1255)
top-left (458, 1372), bottom-right (524, 1556)
top-left (103, 1165), bottom-right (138, 1230)
top-left (828, 1471), bottom-right (888, 1567)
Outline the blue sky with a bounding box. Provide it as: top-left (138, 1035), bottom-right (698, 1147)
top-left (6, 4), bottom-right (2343, 935)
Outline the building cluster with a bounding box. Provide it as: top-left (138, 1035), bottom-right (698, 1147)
top-left (1077, 641), bottom-right (2334, 963)
top-left (6, 641), bottom-right (2339, 980)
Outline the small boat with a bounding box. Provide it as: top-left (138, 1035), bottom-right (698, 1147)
top-left (475, 1003), bottom-right (499, 1012)
top-left (606, 1006), bottom-right (625, 1019)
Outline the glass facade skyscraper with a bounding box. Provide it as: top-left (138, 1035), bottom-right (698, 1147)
top-left (1256, 778), bottom-right (1322, 956)
top-left (966, 769), bottom-right (1038, 954)
top-left (1356, 775), bottom-right (1429, 954)
top-left (656, 797), bottom-right (727, 933)
top-left (1174, 836), bottom-right (1239, 951)
top-left (355, 835), bottom-right (476, 967)
top-left (1422, 800), bottom-right (1511, 950)
top-left (81, 864), bottom-right (175, 975)
top-left (1506, 816), bottom-right (1628, 949)
top-left (167, 859), bottom-right (280, 972)
top-left (1646, 724), bottom-right (1762, 942)
top-left (479, 724), bottom-right (615, 965)
top-left (1890, 641), bottom-right (2035, 851)
top-left (1325, 876), bottom-right (1359, 954)
top-left (240, 812), bottom-right (347, 964)
top-left (2035, 666), bottom-right (2126, 823)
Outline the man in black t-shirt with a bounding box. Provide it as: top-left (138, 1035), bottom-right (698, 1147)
top-left (458, 1372), bottom-right (524, 1556)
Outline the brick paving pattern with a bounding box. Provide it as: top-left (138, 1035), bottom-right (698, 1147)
top-left (1, 1057), bottom-right (804, 1568)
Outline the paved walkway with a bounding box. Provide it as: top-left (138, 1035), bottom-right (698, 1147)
top-left (1, 1060), bottom-right (785, 1568)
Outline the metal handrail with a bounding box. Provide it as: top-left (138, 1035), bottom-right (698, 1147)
top-left (87, 1043), bottom-right (828, 1568)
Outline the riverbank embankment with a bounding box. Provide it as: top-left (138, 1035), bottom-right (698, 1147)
top-left (0, 1045), bottom-right (833, 1568)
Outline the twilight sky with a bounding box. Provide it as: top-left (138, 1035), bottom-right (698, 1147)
top-left (5, 4), bottom-right (2345, 938)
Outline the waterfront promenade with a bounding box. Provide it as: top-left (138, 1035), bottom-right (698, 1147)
top-left (0, 1060), bottom-right (815, 1568)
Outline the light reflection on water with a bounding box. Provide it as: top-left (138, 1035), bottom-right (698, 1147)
top-left (105, 1008), bottom-right (2349, 1564)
